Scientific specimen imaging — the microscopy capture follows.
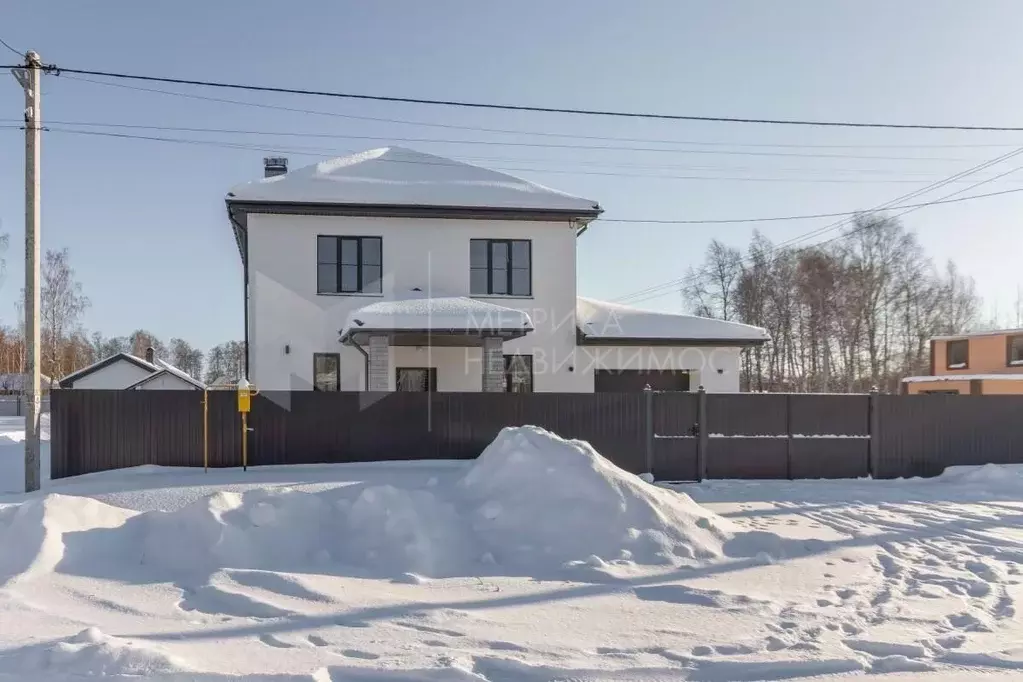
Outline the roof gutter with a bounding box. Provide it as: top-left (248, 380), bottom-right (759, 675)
top-left (349, 337), bottom-right (370, 389)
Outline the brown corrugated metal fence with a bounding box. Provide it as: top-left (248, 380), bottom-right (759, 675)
top-left (48, 390), bottom-right (1023, 482)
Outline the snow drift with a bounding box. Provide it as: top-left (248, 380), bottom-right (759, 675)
top-left (0, 628), bottom-right (190, 677)
top-left (0, 426), bottom-right (734, 584)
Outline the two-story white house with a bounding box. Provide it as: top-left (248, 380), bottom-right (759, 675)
top-left (226, 148), bottom-right (768, 393)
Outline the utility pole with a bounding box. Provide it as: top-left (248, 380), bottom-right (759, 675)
top-left (12, 51), bottom-right (42, 493)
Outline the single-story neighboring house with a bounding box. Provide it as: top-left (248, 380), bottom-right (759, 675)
top-left (60, 348), bottom-right (205, 390)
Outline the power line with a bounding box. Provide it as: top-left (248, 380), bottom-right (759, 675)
top-left (43, 64), bottom-right (1023, 132)
top-left (0, 37), bottom-right (21, 58)
top-left (40, 126), bottom-right (1023, 187)
top-left (614, 146), bottom-right (1023, 305)
top-left (600, 187), bottom-right (1023, 225)
top-left (6, 124), bottom-right (1019, 224)
top-left (42, 75), bottom-right (1023, 151)
top-left (0, 116), bottom-right (980, 161)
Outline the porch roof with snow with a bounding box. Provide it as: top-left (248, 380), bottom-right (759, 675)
top-left (575, 297), bottom-right (770, 347)
top-left (339, 293), bottom-right (534, 347)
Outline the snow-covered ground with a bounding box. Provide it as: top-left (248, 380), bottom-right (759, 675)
top-left (1, 420), bottom-right (1022, 680)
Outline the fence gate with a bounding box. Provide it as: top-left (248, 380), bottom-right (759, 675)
top-left (649, 391), bottom-right (701, 481)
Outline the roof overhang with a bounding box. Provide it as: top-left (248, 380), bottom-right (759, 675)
top-left (341, 327), bottom-right (531, 347)
top-left (576, 330), bottom-right (769, 348)
top-left (225, 198), bottom-right (602, 262)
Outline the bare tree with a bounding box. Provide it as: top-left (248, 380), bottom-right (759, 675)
top-left (39, 248), bottom-right (90, 379)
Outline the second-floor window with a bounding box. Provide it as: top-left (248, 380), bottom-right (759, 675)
top-left (470, 239), bottom-right (531, 296)
top-left (1008, 335), bottom-right (1023, 366)
top-left (317, 236), bottom-right (382, 294)
top-left (946, 339), bottom-right (968, 369)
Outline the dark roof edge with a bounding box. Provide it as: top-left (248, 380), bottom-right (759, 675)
top-left (576, 331), bottom-right (769, 348)
top-left (59, 353), bottom-right (159, 388)
top-left (225, 198), bottom-right (602, 221)
top-left (339, 326), bottom-right (533, 344)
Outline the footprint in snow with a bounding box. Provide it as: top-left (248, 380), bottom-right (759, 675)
top-left (307, 635), bottom-right (330, 647)
top-left (258, 634), bottom-right (295, 649)
top-left (340, 649), bottom-right (380, 660)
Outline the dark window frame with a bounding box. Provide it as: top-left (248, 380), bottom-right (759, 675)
top-left (470, 238), bottom-right (532, 297)
top-left (946, 339), bottom-right (969, 370)
top-left (316, 235), bottom-right (382, 295)
top-left (396, 367), bottom-right (437, 392)
top-left (312, 352), bottom-right (341, 392)
top-left (1007, 335), bottom-right (1023, 367)
top-left (504, 354), bottom-right (533, 393)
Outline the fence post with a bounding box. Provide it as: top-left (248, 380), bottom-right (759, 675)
top-left (785, 393), bottom-right (793, 480)
top-left (644, 384), bottom-right (654, 475)
top-left (697, 385), bottom-right (708, 482)
top-left (868, 387), bottom-right (880, 478)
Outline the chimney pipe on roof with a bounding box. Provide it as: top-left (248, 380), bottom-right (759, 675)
top-left (264, 157), bottom-right (288, 178)
top-left (145, 346), bottom-right (155, 364)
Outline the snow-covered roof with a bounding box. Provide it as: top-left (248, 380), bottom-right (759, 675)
top-left (148, 360), bottom-right (206, 389)
top-left (59, 353), bottom-right (160, 388)
top-left (227, 147), bottom-right (601, 214)
top-left (341, 292), bottom-right (533, 341)
top-left (576, 297), bottom-right (770, 344)
top-left (902, 374), bottom-right (1023, 383)
top-left (932, 327), bottom-right (1023, 341)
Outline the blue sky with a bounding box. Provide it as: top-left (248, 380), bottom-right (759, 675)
top-left (2, 1), bottom-right (1023, 351)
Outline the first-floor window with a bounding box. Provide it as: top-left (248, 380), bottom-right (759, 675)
top-left (313, 353), bottom-right (340, 391)
top-left (396, 367), bottom-right (437, 392)
top-left (504, 355), bottom-right (533, 393)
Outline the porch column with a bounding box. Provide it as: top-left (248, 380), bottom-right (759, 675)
top-left (367, 334), bottom-right (391, 392)
top-left (482, 336), bottom-right (504, 392)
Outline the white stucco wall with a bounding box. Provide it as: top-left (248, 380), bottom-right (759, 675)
top-left (133, 373), bottom-right (200, 390)
top-left (70, 360), bottom-right (154, 389)
top-left (246, 213), bottom-right (587, 391)
top-left (577, 345), bottom-right (742, 393)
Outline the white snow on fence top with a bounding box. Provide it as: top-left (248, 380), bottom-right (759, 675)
top-left (576, 297), bottom-right (770, 343)
top-left (902, 373), bottom-right (1023, 383)
top-left (342, 292), bottom-right (533, 337)
top-left (228, 147), bottom-right (601, 214)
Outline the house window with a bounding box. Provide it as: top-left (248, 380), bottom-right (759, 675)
top-left (470, 239), bottom-right (531, 296)
top-left (396, 367), bottom-right (436, 392)
top-left (504, 355), bottom-right (533, 393)
top-left (946, 339), bottom-right (968, 369)
top-left (317, 236), bottom-right (382, 294)
top-left (1008, 335), bottom-right (1023, 366)
top-left (313, 353), bottom-right (340, 391)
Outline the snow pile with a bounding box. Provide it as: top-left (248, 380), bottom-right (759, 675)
top-left (0, 628), bottom-right (190, 677)
top-left (457, 426), bottom-right (732, 568)
top-left (0, 494), bottom-right (127, 585)
top-left (936, 463), bottom-right (1023, 485)
top-left (3, 427), bottom-right (735, 584)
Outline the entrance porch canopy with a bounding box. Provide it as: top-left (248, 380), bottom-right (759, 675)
top-left (339, 294), bottom-right (533, 347)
